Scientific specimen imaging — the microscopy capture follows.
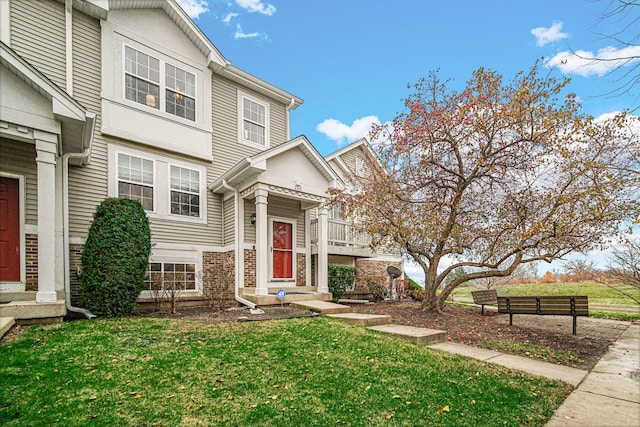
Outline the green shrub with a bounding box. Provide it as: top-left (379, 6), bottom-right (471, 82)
top-left (81, 198), bottom-right (151, 317)
top-left (406, 275), bottom-right (422, 291)
top-left (328, 264), bottom-right (358, 301)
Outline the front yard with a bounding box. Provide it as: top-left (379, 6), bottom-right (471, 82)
top-left (0, 316), bottom-right (571, 426)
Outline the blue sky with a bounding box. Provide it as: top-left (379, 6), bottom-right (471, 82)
top-left (178, 0), bottom-right (639, 156)
top-left (176, 0), bottom-right (639, 282)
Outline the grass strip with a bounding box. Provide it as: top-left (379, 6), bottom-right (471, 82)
top-left (1, 317), bottom-right (571, 426)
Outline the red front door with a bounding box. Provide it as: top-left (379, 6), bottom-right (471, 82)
top-left (272, 221), bottom-right (293, 279)
top-left (0, 177), bottom-right (20, 281)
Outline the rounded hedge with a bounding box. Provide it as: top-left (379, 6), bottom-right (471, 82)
top-left (80, 198), bottom-right (151, 317)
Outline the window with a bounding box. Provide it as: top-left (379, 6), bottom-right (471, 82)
top-left (165, 64), bottom-right (196, 121)
top-left (118, 153), bottom-right (154, 211)
top-left (125, 46), bottom-right (160, 109)
top-left (170, 165), bottom-right (200, 217)
top-left (124, 46), bottom-right (196, 121)
top-left (328, 204), bottom-right (344, 221)
top-left (239, 92), bottom-right (269, 147)
top-left (145, 262), bottom-right (196, 291)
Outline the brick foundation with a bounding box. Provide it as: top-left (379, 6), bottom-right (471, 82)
top-left (244, 249), bottom-right (256, 287)
top-left (25, 234), bottom-right (38, 291)
top-left (202, 251), bottom-right (235, 304)
top-left (296, 253), bottom-right (306, 286)
top-left (69, 243), bottom-right (83, 306)
top-left (355, 259), bottom-right (402, 278)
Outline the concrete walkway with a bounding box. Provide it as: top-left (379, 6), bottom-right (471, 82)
top-left (546, 322), bottom-right (640, 427)
top-left (326, 310), bottom-right (639, 427)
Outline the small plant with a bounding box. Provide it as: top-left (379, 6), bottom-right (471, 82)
top-left (200, 261), bottom-right (234, 310)
top-left (411, 287), bottom-right (426, 301)
top-left (80, 198), bottom-right (151, 317)
top-left (357, 275), bottom-right (387, 301)
top-left (328, 264), bottom-right (358, 301)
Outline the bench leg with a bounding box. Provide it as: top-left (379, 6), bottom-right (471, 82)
top-left (573, 316), bottom-right (577, 335)
top-left (509, 313), bottom-right (513, 326)
top-left (481, 305), bottom-right (485, 315)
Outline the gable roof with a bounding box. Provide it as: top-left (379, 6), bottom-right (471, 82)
top-left (325, 138), bottom-right (385, 177)
top-left (84, 0), bottom-right (303, 108)
top-left (209, 135), bottom-right (344, 194)
top-left (0, 41), bottom-right (96, 161)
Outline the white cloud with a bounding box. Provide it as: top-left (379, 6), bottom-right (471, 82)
top-left (175, 0), bottom-right (209, 19)
top-left (546, 45), bottom-right (640, 77)
top-left (316, 115), bottom-right (381, 146)
top-left (531, 22), bottom-right (568, 47)
top-left (223, 13), bottom-right (239, 24)
top-left (236, 0), bottom-right (276, 16)
top-left (235, 28), bottom-right (261, 39)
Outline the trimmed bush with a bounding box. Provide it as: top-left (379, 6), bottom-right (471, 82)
top-left (81, 198), bottom-right (151, 317)
top-left (328, 264), bottom-right (358, 301)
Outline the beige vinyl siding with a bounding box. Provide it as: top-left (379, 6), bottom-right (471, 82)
top-left (67, 9), bottom-right (107, 237)
top-left (0, 138), bottom-right (37, 225)
top-left (340, 146), bottom-right (366, 176)
top-left (10, 0), bottom-right (67, 90)
top-left (244, 199), bottom-right (256, 243)
top-left (223, 196), bottom-right (235, 245)
top-left (267, 196), bottom-right (305, 247)
top-left (211, 75), bottom-right (288, 181)
top-left (242, 197), bottom-right (304, 247)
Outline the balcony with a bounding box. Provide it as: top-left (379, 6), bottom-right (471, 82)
top-left (311, 219), bottom-right (375, 257)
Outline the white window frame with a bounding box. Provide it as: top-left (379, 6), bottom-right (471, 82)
top-left (117, 152), bottom-right (156, 212)
top-left (145, 261), bottom-right (198, 294)
top-left (238, 90), bottom-right (270, 149)
top-left (169, 164), bottom-right (201, 218)
top-left (108, 145), bottom-right (207, 224)
top-left (122, 44), bottom-right (197, 122)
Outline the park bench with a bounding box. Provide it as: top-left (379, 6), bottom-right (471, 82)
top-left (497, 296), bottom-right (589, 335)
top-left (471, 289), bottom-right (498, 315)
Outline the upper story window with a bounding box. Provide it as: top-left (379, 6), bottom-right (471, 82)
top-left (239, 91), bottom-right (270, 148)
top-left (125, 46), bottom-right (160, 109)
top-left (170, 165), bottom-right (200, 217)
top-left (166, 64), bottom-right (196, 121)
top-left (118, 153), bottom-right (154, 211)
top-left (124, 46), bottom-right (196, 121)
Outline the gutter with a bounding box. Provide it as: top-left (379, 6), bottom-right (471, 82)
top-left (61, 115), bottom-right (97, 319)
top-left (221, 179), bottom-right (257, 309)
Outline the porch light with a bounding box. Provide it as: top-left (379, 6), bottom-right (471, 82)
top-left (145, 94), bottom-right (156, 107)
top-left (250, 212), bottom-right (256, 226)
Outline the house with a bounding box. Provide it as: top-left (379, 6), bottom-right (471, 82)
top-left (0, 0), bottom-right (403, 323)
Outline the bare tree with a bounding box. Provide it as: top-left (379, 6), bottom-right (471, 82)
top-left (335, 64), bottom-right (640, 312)
top-left (562, 259), bottom-right (599, 282)
top-left (601, 241), bottom-right (640, 304)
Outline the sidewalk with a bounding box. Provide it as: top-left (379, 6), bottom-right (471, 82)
top-left (545, 322), bottom-right (640, 427)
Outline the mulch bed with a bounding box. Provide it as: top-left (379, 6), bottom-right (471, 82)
top-left (347, 301), bottom-right (625, 370)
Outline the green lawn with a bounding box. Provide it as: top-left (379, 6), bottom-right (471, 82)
top-left (452, 282), bottom-right (640, 307)
top-left (0, 317), bottom-right (571, 426)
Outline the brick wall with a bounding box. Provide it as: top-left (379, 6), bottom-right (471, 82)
top-left (355, 259), bottom-right (403, 278)
top-left (296, 253), bottom-right (306, 286)
top-left (69, 243), bottom-right (83, 305)
top-left (25, 234), bottom-right (38, 291)
top-left (202, 250), bottom-right (235, 303)
top-left (244, 249), bottom-right (256, 287)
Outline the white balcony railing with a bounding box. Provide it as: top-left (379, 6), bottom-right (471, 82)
top-left (311, 219), bottom-right (371, 249)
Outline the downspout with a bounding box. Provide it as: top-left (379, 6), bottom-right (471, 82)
top-left (221, 179), bottom-right (257, 309)
top-left (62, 151), bottom-right (96, 319)
top-left (285, 98), bottom-right (295, 140)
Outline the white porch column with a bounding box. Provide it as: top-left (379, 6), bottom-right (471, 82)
top-left (317, 206), bottom-right (329, 293)
top-left (35, 134), bottom-right (58, 303)
top-left (254, 188), bottom-right (269, 296)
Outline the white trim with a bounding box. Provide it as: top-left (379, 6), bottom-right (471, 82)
top-left (237, 90), bottom-right (270, 149)
top-left (108, 144), bottom-right (208, 224)
top-left (268, 216), bottom-right (296, 283)
top-left (0, 0), bottom-right (10, 45)
top-left (0, 173), bottom-right (25, 292)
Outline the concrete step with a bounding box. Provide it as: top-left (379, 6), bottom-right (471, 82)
top-left (243, 291), bottom-right (333, 306)
top-left (328, 313), bottom-right (392, 327)
top-left (0, 316), bottom-right (15, 339)
top-left (291, 300), bottom-right (351, 314)
top-left (0, 300), bottom-right (65, 322)
top-left (368, 324), bottom-right (447, 345)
